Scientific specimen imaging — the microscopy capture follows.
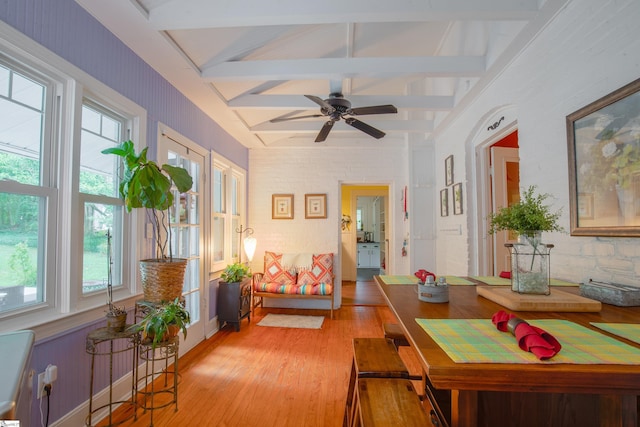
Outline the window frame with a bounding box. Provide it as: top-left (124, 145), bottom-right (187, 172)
top-left (211, 153), bottom-right (246, 273)
top-left (0, 23), bottom-right (146, 337)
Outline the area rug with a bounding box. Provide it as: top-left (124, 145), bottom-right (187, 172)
top-left (257, 314), bottom-right (324, 329)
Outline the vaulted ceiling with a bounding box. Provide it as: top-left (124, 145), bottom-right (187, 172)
top-left (75, 0), bottom-right (568, 148)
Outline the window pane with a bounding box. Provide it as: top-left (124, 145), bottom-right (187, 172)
top-left (0, 67), bottom-right (45, 186)
top-left (80, 104), bottom-right (123, 197)
top-left (0, 193), bottom-right (44, 312)
top-left (213, 216), bottom-right (224, 262)
top-left (12, 72), bottom-right (44, 110)
top-left (231, 176), bottom-right (238, 215)
top-left (213, 168), bottom-right (225, 213)
top-left (82, 203), bottom-right (123, 294)
top-left (232, 217), bottom-right (239, 259)
top-left (0, 65), bottom-right (9, 97)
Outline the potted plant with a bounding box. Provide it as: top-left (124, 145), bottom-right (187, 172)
top-left (105, 229), bottom-right (128, 332)
top-left (131, 298), bottom-right (191, 348)
top-left (488, 185), bottom-right (564, 294)
top-left (102, 140), bottom-right (193, 303)
top-left (220, 262), bottom-right (252, 284)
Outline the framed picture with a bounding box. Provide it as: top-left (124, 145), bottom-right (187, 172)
top-left (272, 194), bottom-right (294, 219)
top-left (445, 155), bottom-right (454, 186)
top-left (567, 77), bottom-right (640, 236)
top-left (440, 188), bottom-right (449, 217)
top-left (453, 183), bottom-right (463, 215)
top-left (305, 193), bottom-right (327, 219)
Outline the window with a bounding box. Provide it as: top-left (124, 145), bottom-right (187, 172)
top-left (79, 101), bottom-right (128, 294)
top-left (211, 155), bottom-right (246, 271)
top-left (0, 61), bottom-right (54, 313)
top-left (0, 31), bottom-right (146, 332)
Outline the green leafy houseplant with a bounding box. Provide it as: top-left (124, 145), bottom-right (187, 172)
top-left (101, 140), bottom-right (193, 260)
top-left (132, 298), bottom-right (191, 347)
top-left (220, 262), bottom-right (252, 283)
top-left (488, 185), bottom-right (564, 237)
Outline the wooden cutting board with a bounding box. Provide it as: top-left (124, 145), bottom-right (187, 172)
top-left (476, 286), bottom-right (601, 312)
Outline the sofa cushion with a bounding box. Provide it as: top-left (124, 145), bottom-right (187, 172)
top-left (297, 253), bottom-right (334, 287)
top-left (263, 251), bottom-right (297, 286)
top-left (297, 283), bottom-right (333, 296)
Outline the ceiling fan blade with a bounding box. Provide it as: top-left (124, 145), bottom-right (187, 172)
top-left (270, 114), bottom-right (324, 123)
top-left (345, 118), bottom-right (386, 139)
top-left (315, 121), bottom-right (334, 142)
top-left (305, 94), bottom-right (335, 113)
top-left (349, 104), bottom-right (398, 116)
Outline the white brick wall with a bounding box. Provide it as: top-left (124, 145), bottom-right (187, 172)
top-left (435, 0), bottom-right (640, 286)
top-left (248, 145), bottom-right (412, 308)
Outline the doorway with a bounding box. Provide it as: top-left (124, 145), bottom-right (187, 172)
top-left (340, 185), bottom-right (389, 306)
top-left (158, 128), bottom-right (207, 356)
top-left (487, 131), bottom-right (520, 275)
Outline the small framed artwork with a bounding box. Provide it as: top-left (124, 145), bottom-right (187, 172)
top-left (440, 188), bottom-right (449, 217)
top-left (305, 193), bottom-right (327, 219)
top-left (453, 183), bottom-right (463, 215)
top-left (272, 194), bottom-right (294, 219)
top-left (445, 155), bottom-right (454, 186)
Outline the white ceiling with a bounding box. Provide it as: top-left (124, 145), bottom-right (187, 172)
top-left (75, 0), bottom-right (568, 149)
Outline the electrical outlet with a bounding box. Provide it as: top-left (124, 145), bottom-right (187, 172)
top-left (37, 372), bottom-right (46, 399)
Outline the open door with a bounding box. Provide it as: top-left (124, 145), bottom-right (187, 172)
top-left (491, 146), bottom-right (519, 275)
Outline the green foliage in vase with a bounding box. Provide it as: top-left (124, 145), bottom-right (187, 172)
top-left (488, 186), bottom-right (564, 236)
top-left (220, 262), bottom-right (252, 283)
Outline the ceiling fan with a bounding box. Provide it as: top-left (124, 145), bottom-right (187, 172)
top-left (270, 93), bottom-right (398, 142)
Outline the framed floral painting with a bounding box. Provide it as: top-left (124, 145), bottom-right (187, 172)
top-left (567, 77), bottom-right (640, 236)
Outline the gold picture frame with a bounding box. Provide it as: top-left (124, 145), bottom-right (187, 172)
top-left (272, 194), bottom-right (294, 219)
top-left (305, 194), bottom-right (327, 219)
top-left (567, 77), bottom-right (640, 236)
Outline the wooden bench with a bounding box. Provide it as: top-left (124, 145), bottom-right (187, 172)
top-left (357, 378), bottom-right (430, 426)
top-left (383, 323), bottom-right (410, 348)
top-left (344, 338), bottom-right (411, 427)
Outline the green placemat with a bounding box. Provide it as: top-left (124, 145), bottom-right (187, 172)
top-left (443, 276), bottom-right (475, 285)
top-left (378, 275), bottom-right (419, 285)
top-left (591, 323), bottom-right (640, 345)
top-left (471, 276), bottom-right (511, 285)
top-left (550, 278), bottom-right (579, 287)
top-left (415, 318), bottom-right (640, 364)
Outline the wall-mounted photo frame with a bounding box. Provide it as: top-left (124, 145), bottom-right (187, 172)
top-left (453, 183), bottom-right (463, 215)
top-left (272, 194), bottom-right (294, 219)
top-left (305, 193), bottom-right (327, 219)
top-left (440, 188), bottom-right (449, 217)
top-left (445, 155), bottom-right (454, 186)
top-left (567, 77), bottom-right (640, 236)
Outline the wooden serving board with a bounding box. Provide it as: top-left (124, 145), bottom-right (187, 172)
top-left (476, 286), bottom-right (601, 312)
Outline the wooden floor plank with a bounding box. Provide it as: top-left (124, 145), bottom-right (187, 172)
top-left (97, 305), bottom-right (415, 426)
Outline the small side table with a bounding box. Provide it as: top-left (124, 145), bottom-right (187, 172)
top-left (85, 327), bottom-right (139, 427)
top-left (217, 278), bottom-right (251, 331)
top-left (137, 336), bottom-right (179, 427)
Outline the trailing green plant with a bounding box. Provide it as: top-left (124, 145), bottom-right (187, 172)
top-left (101, 140), bottom-right (193, 259)
top-left (131, 298), bottom-right (191, 347)
top-left (220, 262), bottom-right (251, 283)
top-left (488, 185), bottom-right (564, 236)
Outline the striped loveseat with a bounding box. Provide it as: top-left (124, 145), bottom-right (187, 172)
top-left (252, 251), bottom-right (334, 319)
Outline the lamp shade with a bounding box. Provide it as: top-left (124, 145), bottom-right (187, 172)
top-left (243, 235), bottom-right (257, 262)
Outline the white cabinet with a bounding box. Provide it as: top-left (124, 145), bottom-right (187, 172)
top-left (357, 243), bottom-right (381, 268)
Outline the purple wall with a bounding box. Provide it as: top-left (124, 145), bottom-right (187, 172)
top-left (0, 0), bottom-right (248, 424)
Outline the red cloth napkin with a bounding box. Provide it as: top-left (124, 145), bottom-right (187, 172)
top-left (414, 269), bottom-right (435, 283)
top-left (499, 271), bottom-right (511, 279)
top-left (491, 310), bottom-right (562, 360)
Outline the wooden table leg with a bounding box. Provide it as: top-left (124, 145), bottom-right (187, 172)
top-left (451, 389), bottom-right (478, 427)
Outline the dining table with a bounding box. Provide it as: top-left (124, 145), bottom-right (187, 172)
top-left (374, 275), bottom-right (640, 427)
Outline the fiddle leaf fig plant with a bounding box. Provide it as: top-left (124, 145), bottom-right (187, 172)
top-left (220, 262), bottom-right (251, 283)
top-left (102, 140), bottom-right (193, 259)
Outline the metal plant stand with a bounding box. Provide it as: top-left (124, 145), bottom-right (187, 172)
top-left (85, 327), bottom-right (139, 426)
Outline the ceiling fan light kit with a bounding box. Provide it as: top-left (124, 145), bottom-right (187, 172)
top-left (271, 92), bottom-right (398, 143)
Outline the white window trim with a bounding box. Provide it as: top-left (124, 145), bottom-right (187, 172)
top-left (211, 152), bottom-right (247, 274)
top-left (0, 22), bottom-right (147, 339)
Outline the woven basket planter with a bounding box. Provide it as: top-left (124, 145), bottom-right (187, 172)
top-left (139, 258), bottom-right (188, 303)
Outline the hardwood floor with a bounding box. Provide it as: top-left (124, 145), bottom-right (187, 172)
top-left (98, 305), bottom-right (416, 427)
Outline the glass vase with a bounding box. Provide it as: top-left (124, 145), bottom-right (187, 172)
top-left (507, 232), bottom-right (552, 295)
